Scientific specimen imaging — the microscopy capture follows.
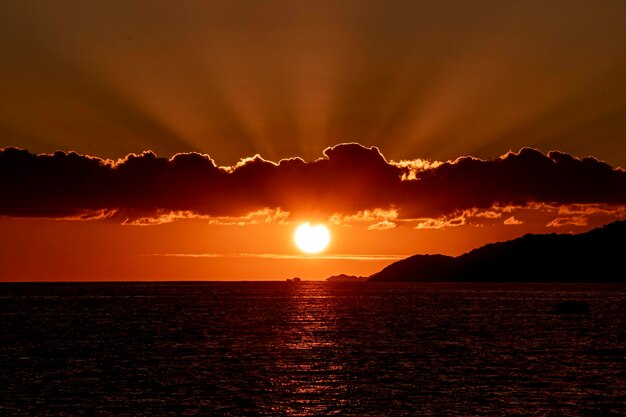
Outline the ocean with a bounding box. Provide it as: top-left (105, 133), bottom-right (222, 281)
top-left (1, 282), bottom-right (625, 416)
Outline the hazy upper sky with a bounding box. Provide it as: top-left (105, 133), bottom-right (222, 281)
top-left (1, 0), bottom-right (626, 166)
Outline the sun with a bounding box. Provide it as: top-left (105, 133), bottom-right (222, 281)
top-left (294, 223), bottom-right (331, 254)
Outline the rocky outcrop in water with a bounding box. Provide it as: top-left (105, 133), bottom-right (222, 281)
top-left (326, 274), bottom-right (369, 282)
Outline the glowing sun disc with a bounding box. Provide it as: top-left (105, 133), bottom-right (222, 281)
top-left (294, 223), bottom-right (331, 253)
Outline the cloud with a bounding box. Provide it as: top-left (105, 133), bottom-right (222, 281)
top-left (368, 220), bottom-right (397, 230)
top-left (504, 216), bottom-right (523, 225)
top-left (415, 214), bottom-right (467, 230)
top-left (475, 210), bottom-right (503, 219)
top-left (397, 148), bottom-right (626, 219)
top-left (329, 208), bottom-right (398, 228)
top-left (547, 216), bottom-right (589, 228)
top-left (521, 202), bottom-right (626, 229)
top-left (1, 144), bottom-right (625, 223)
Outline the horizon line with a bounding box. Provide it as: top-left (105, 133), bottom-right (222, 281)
top-left (142, 253), bottom-right (408, 261)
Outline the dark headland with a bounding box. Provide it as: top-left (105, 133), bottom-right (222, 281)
top-left (366, 220), bottom-right (625, 283)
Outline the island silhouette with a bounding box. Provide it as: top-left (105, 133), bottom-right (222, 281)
top-left (326, 274), bottom-right (369, 282)
top-left (356, 220), bottom-right (625, 282)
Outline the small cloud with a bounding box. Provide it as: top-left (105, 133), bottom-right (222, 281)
top-left (557, 203), bottom-right (626, 217)
top-left (59, 209), bottom-right (119, 221)
top-left (206, 208), bottom-right (290, 226)
top-left (392, 158), bottom-right (443, 180)
top-left (124, 210), bottom-right (208, 226)
top-left (124, 208), bottom-right (290, 226)
top-left (415, 215), bottom-right (466, 229)
top-left (475, 210), bottom-right (502, 219)
top-left (329, 208), bottom-right (398, 226)
top-left (368, 220), bottom-right (397, 230)
top-left (547, 216), bottom-right (588, 228)
top-left (504, 216), bottom-right (523, 225)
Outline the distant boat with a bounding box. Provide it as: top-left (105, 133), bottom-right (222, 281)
top-left (286, 277), bottom-right (301, 283)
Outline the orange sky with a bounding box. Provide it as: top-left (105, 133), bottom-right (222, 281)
top-left (1, 144), bottom-right (624, 281)
top-left (1, 207), bottom-right (618, 282)
top-left (1, 2), bottom-right (626, 280)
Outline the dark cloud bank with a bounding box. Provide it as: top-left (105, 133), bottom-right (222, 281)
top-left (1, 144), bottom-right (625, 222)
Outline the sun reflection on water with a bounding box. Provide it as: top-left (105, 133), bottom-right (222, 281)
top-left (268, 282), bottom-right (349, 416)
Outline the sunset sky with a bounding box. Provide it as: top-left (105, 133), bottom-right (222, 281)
top-left (1, 1), bottom-right (626, 280)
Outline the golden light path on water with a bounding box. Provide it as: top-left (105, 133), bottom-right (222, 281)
top-left (269, 283), bottom-right (347, 415)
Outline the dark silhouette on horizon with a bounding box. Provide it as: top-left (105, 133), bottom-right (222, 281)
top-left (368, 220), bottom-right (625, 282)
top-left (326, 274), bottom-right (369, 282)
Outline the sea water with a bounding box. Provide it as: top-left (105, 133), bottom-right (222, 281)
top-left (1, 282), bottom-right (625, 416)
